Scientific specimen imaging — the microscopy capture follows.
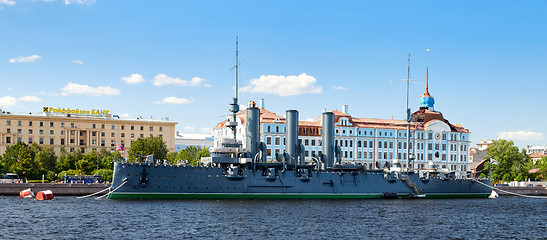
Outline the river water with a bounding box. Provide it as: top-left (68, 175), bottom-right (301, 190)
top-left (0, 196), bottom-right (545, 239)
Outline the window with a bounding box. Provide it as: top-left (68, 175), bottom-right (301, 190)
top-left (93, 124), bottom-right (96, 129)
top-left (442, 134), bottom-right (446, 140)
top-left (6, 120), bottom-right (11, 126)
top-left (389, 142), bottom-right (393, 148)
top-left (304, 139), bottom-right (309, 146)
top-left (112, 125), bottom-right (116, 130)
top-left (6, 137), bottom-right (11, 143)
top-left (80, 131), bottom-right (84, 136)
top-left (92, 132), bottom-right (96, 137)
top-left (17, 137), bottom-right (22, 142)
top-left (70, 131), bottom-right (75, 136)
top-left (101, 124), bottom-right (105, 129)
top-left (28, 129), bottom-right (33, 134)
top-left (61, 139), bottom-right (65, 145)
top-left (275, 137), bottom-right (280, 145)
top-left (121, 133), bottom-right (125, 137)
top-left (39, 130), bottom-right (44, 134)
top-left (60, 130), bottom-right (65, 135)
top-left (350, 140), bottom-right (353, 147)
top-left (267, 126), bottom-right (271, 132)
top-left (149, 126), bottom-right (153, 131)
top-left (50, 122), bottom-right (53, 127)
top-left (140, 134), bottom-right (144, 138)
top-left (28, 137), bottom-right (33, 144)
top-left (159, 127), bottom-right (162, 132)
top-left (70, 139), bottom-right (75, 144)
top-left (121, 125), bottom-right (125, 130)
top-left (18, 129), bottom-right (22, 134)
top-left (428, 132), bottom-right (432, 139)
top-left (6, 129), bottom-right (10, 133)
top-left (111, 133), bottom-right (115, 137)
top-left (131, 133), bottom-right (134, 138)
top-left (71, 123), bottom-right (74, 128)
top-left (131, 126), bottom-right (134, 130)
top-left (311, 139), bottom-right (316, 146)
top-left (18, 121), bottom-right (22, 126)
top-left (266, 137), bottom-right (272, 145)
top-left (29, 121), bottom-right (32, 126)
top-left (276, 126), bottom-right (279, 133)
top-left (140, 126), bottom-right (144, 131)
top-left (442, 144), bottom-right (446, 151)
top-left (384, 142), bottom-right (387, 148)
top-left (435, 144), bottom-right (439, 150)
top-left (39, 138), bottom-right (44, 144)
top-left (39, 122), bottom-right (43, 127)
top-left (50, 138), bottom-right (54, 144)
top-left (357, 141), bottom-right (361, 148)
top-left (101, 140), bottom-right (105, 146)
top-left (101, 132), bottom-right (105, 137)
top-left (364, 141), bottom-right (367, 148)
top-left (50, 130), bottom-right (54, 135)
top-left (61, 123), bottom-right (64, 127)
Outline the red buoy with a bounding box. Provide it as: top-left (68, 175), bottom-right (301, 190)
top-left (19, 188), bottom-right (34, 198)
top-left (36, 190), bottom-right (54, 200)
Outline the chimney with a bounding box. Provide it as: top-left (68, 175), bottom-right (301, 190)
top-left (285, 110), bottom-right (298, 165)
top-left (322, 112), bottom-right (335, 170)
top-left (260, 98), bottom-right (265, 109)
top-left (342, 105), bottom-right (349, 114)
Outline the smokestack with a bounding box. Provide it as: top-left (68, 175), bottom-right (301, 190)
top-left (259, 98), bottom-right (265, 109)
top-left (286, 110), bottom-right (298, 165)
top-left (342, 105), bottom-right (349, 114)
top-left (322, 112), bottom-right (335, 170)
top-left (246, 101), bottom-right (260, 160)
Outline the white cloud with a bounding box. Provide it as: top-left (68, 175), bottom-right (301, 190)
top-left (0, 0), bottom-right (15, 6)
top-left (204, 83), bottom-right (213, 87)
top-left (9, 54), bottom-right (41, 63)
top-left (152, 74), bottom-right (206, 87)
top-left (240, 73), bottom-right (322, 96)
top-left (0, 95), bottom-right (42, 108)
top-left (200, 127), bottom-right (212, 133)
top-left (184, 126), bottom-right (195, 131)
top-left (497, 131), bottom-right (544, 141)
top-left (19, 96), bottom-right (42, 102)
top-left (304, 118), bottom-right (315, 122)
top-left (64, 0), bottom-right (95, 5)
top-left (155, 96), bottom-right (193, 104)
top-left (72, 59), bottom-right (84, 64)
top-left (121, 73), bottom-right (145, 84)
top-left (61, 82), bottom-right (121, 96)
top-left (333, 85), bottom-right (347, 90)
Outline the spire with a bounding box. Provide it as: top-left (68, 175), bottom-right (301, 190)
top-left (419, 49), bottom-right (435, 110)
top-left (422, 49), bottom-right (432, 98)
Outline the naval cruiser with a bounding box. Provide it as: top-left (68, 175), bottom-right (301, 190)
top-left (107, 42), bottom-right (492, 199)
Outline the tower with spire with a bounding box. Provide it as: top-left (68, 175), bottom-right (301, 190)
top-left (419, 49), bottom-right (435, 111)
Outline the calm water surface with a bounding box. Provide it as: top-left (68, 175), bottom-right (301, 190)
top-left (0, 196), bottom-right (546, 239)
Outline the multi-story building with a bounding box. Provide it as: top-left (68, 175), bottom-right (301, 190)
top-left (525, 145), bottom-right (547, 155)
top-left (0, 109), bottom-right (177, 157)
top-left (214, 85), bottom-right (471, 172)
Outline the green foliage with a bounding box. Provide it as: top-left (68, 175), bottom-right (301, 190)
top-left (57, 169), bottom-right (81, 180)
top-left (57, 150), bottom-right (83, 172)
top-left (3, 142), bottom-right (41, 179)
top-left (128, 136), bottom-right (168, 162)
top-left (77, 152), bottom-right (98, 175)
top-left (36, 146), bottom-right (57, 173)
top-left (27, 180), bottom-right (50, 183)
top-left (166, 152), bottom-right (178, 165)
top-left (174, 146), bottom-right (211, 166)
top-left (94, 169), bottom-right (114, 182)
top-left (485, 140), bottom-right (531, 182)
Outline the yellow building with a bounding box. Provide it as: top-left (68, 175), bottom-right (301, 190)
top-left (0, 110), bottom-right (177, 157)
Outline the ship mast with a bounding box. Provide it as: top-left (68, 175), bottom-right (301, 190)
top-left (406, 54), bottom-right (412, 172)
top-left (228, 37), bottom-right (240, 141)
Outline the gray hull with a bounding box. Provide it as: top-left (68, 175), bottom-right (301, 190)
top-left (107, 162), bottom-right (492, 199)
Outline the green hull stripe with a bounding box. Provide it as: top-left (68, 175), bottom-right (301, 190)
top-left (107, 192), bottom-right (490, 199)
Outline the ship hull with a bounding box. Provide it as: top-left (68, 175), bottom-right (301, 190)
top-left (107, 162), bottom-right (492, 199)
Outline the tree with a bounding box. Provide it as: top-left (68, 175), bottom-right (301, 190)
top-left (77, 152), bottom-right (98, 175)
top-left (177, 146), bottom-right (210, 166)
top-left (166, 152), bottom-right (178, 165)
top-left (94, 169), bottom-right (114, 182)
top-left (485, 139), bottom-right (527, 182)
top-left (128, 136), bottom-right (168, 162)
top-left (36, 146), bottom-right (57, 173)
top-left (2, 142), bottom-right (38, 173)
top-left (57, 150), bottom-right (81, 172)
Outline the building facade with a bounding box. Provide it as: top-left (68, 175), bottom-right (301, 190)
top-left (0, 111), bottom-right (177, 157)
top-left (214, 86), bottom-right (471, 172)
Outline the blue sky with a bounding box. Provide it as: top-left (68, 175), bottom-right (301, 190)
top-left (1, 0), bottom-right (546, 149)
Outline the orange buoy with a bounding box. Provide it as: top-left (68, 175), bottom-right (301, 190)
top-left (36, 190), bottom-right (54, 200)
top-left (19, 188), bottom-right (34, 198)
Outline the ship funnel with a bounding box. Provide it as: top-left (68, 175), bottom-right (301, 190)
top-left (246, 101), bottom-right (260, 161)
top-left (286, 110), bottom-right (299, 165)
top-left (322, 112), bottom-right (335, 170)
